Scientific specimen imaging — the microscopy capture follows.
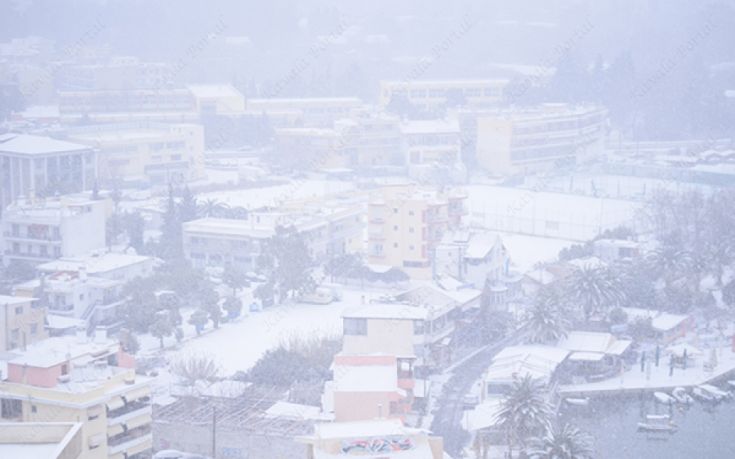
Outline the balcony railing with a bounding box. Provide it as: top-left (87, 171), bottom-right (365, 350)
top-left (108, 404), bottom-right (151, 426)
top-left (107, 432), bottom-right (152, 455)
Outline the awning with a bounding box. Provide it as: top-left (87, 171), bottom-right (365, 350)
top-left (126, 436), bottom-right (152, 456)
top-left (122, 386), bottom-right (151, 403)
top-left (106, 396), bottom-right (125, 411)
top-left (568, 351), bottom-right (605, 362)
top-left (108, 423), bottom-right (125, 437)
top-left (88, 433), bottom-right (105, 448)
top-left (125, 413), bottom-right (152, 430)
top-left (607, 340), bottom-right (632, 356)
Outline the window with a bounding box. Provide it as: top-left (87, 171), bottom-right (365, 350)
top-left (10, 329), bottom-right (19, 341)
top-left (15, 306), bottom-right (22, 315)
top-left (1, 399), bottom-right (22, 419)
top-left (393, 208), bottom-right (398, 214)
top-left (413, 320), bottom-right (425, 335)
top-left (31, 405), bottom-right (37, 413)
top-left (393, 225), bottom-right (398, 231)
top-left (393, 243), bottom-right (398, 248)
top-left (30, 324), bottom-right (37, 335)
top-left (409, 227), bottom-right (414, 233)
top-left (343, 318), bottom-right (367, 336)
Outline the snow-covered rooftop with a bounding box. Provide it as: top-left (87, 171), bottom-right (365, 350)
top-left (0, 133), bottom-right (92, 156)
top-left (0, 295), bottom-right (36, 307)
top-left (188, 84), bottom-right (243, 100)
top-left (38, 252), bottom-right (154, 275)
top-left (343, 303), bottom-right (428, 321)
top-left (558, 331), bottom-right (631, 356)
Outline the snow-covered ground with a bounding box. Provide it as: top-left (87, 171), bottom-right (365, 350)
top-left (560, 345), bottom-right (735, 395)
top-left (498, 232), bottom-right (576, 272)
top-left (466, 184), bottom-right (642, 241)
top-left (160, 287), bottom-right (376, 376)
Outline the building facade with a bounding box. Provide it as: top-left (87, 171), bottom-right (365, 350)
top-left (0, 295), bottom-right (47, 353)
top-left (0, 134), bottom-right (97, 214)
top-left (1, 197), bottom-right (107, 267)
top-left (367, 185), bottom-right (466, 279)
top-left (474, 104), bottom-right (608, 175)
top-left (0, 335), bottom-right (152, 459)
top-left (379, 79), bottom-right (509, 112)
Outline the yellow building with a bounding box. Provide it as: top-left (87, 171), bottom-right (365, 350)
top-left (0, 295), bottom-right (47, 352)
top-left (246, 97), bottom-right (363, 127)
top-left (474, 104), bottom-right (608, 176)
top-left (367, 184), bottom-right (466, 279)
top-left (0, 334), bottom-right (152, 459)
top-left (65, 122), bottom-right (205, 186)
top-left (379, 79), bottom-right (509, 112)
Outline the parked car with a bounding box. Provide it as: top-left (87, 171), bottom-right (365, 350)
top-left (299, 287), bottom-right (339, 304)
top-left (153, 450), bottom-right (210, 459)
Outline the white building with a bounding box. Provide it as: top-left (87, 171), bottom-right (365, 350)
top-left (183, 205), bottom-right (363, 271)
top-left (0, 134), bottom-right (97, 213)
top-left (36, 252), bottom-right (157, 284)
top-left (434, 230), bottom-right (512, 290)
top-left (379, 79), bottom-right (509, 112)
top-left (245, 97), bottom-right (363, 127)
top-left (1, 197), bottom-right (107, 267)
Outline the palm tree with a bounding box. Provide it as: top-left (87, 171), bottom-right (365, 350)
top-left (198, 198), bottom-right (229, 218)
top-left (645, 244), bottom-right (693, 288)
top-left (496, 375), bottom-right (553, 458)
top-left (526, 287), bottom-right (570, 344)
top-left (563, 265), bottom-right (624, 323)
top-left (527, 422), bottom-right (594, 459)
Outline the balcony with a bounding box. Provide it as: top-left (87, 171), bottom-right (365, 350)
top-left (3, 232), bottom-right (61, 243)
top-left (107, 432), bottom-right (152, 456)
top-left (108, 403), bottom-right (151, 426)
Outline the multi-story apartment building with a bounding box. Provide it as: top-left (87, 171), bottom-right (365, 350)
top-left (1, 197), bottom-right (107, 267)
top-left (188, 84), bottom-right (245, 114)
top-left (57, 56), bottom-right (174, 91)
top-left (473, 104), bottom-right (608, 175)
top-left (401, 119), bottom-right (461, 166)
top-left (322, 354), bottom-right (413, 423)
top-left (379, 79), bottom-right (509, 112)
top-left (0, 421), bottom-right (83, 459)
top-left (58, 88), bottom-right (199, 124)
top-left (245, 97), bottom-right (363, 127)
top-left (335, 111), bottom-right (403, 168)
top-left (0, 295), bottom-right (47, 352)
top-left (0, 334), bottom-right (152, 459)
top-left (0, 134), bottom-right (97, 214)
top-left (183, 204), bottom-right (363, 271)
top-left (15, 272), bottom-right (123, 329)
top-left (367, 184), bottom-right (466, 279)
top-left (63, 122), bottom-right (205, 186)
top-left (274, 127), bottom-right (347, 170)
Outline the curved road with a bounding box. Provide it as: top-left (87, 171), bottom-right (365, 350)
top-left (430, 329), bottom-right (528, 457)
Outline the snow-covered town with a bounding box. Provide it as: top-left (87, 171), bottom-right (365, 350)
top-left (1, 2), bottom-right (735, 459)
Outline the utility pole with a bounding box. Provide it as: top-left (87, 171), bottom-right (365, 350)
top-left (212, 406), bottom-right (217, 459)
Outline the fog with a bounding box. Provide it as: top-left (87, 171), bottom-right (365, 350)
top-left (1, 1), bottom-right (734, 458)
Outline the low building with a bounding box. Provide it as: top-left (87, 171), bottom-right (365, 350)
top-left (183, 205), bottom-right (363, 271)
top-left (36, 252), bottom-right (157, 284)
top-left (0, 334), bottom-right (152, 459)
top-left (1, 196), bottom-right (107, 267)
top-left (379, 79), bottom-right (509, 112)
top-left (274, 127), bottom-right (347, 169)
top-left (14, 272), bottom-right (123, 329)
top-left (298, 418), bottom-right (446, 458)
top-left (593, 238), bottom-right (640, 262)
top-left (481, 345), bottom-right (569, 398)
top-left (434, 230), bottom-right (512, 290)
top-left (0, 421), bottom-right (83, 459)
top-left (558, 331), bottom-right (632, 382)
top-left (322, 354), bottom-right (412, 423)
top-left (0, 133), bottom-right (97, 214)
top-left (335, 112), bottom-right (403, 168)
top-left (187, 84), bottom-right (245, 114)
top-left (623, 308), bottom-right (693, 344)
top-left (64, 122), bottom-right (205, 186)
top-left (474, 104), bottom-right (608, 176)
top-left (0, 295), bottom-right (47, 352)
top-left (246, 97), bottom-right (363, 128)
top-left (58, 88), bottom-right (200, 124)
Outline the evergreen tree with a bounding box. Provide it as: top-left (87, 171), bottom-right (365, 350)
top-left (257, 225), bottom-right (314, 301)
top-left (179, 186), bottom-right (199, 223)
top-left (159, 184), bottom-right (183, 261)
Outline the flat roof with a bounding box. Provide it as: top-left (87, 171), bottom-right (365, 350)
top-left (313, 418), bottom-right (422, 439)
top-left (0, 295), bottom-right (36, 306)
top-left (7, 336), bottom-right (119, 368)
top-left (38, 252), bottom-right (153, 275)
top-left (0, 443), bottom-right (59, 458)
top-left (188, 84), bottom-right (243, 100)
top-left (0, 134), bottom-right (92, 156)
top-left (342, 303), bottom-right (428, 321)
